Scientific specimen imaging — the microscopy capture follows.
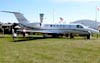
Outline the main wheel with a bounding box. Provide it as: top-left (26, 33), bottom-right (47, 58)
top-left (65, 34), bottom-right (69, 38)
top-left (70, 33), bottom-right (74, 39)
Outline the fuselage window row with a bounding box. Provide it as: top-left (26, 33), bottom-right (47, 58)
top-left (45, 25), bottom-right (83, 28)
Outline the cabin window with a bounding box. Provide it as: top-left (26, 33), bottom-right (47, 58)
top-left (76, 25), bottom-right (83, 28)
top-left (63, 25), bottom-right (65, 27)
top-left (53, 25), bottom-right (55, 27)
top-left (56, 25), bottom-right (59, 27)
top-left (50, 25), bottom-right (52, 27)
top-left (60, 25), bottom-right (62, 27)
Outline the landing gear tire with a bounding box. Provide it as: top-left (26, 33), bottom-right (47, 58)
top-left (87, 34), bottom-right (90, 39)
top-left (65, 34), bottom-right (69, 38)
top-left (70, 33), bottom-right (74, 39)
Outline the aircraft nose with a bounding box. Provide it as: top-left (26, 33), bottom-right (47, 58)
top-left (90, 29), bottom-right (99, 34)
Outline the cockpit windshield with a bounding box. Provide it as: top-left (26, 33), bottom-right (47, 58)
top-left (76, 25), bottom-right (83, 28)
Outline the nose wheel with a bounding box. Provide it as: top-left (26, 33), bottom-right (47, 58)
top-left (87, 34), bottom-right (90, 39)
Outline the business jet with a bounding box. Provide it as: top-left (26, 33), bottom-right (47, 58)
top-left (1, 11), bottom-right (99, 39)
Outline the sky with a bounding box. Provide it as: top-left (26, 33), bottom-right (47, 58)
top-left (0, 0), bottom-right (100, 24)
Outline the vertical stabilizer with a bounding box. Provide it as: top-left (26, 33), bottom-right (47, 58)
top-left (1, 11), bottom-right (29, 25)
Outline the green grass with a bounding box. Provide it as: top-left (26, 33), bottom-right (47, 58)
top-left (0, 34), bottom-right (100, 63)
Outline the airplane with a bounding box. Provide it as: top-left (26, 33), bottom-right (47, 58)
top-left (1, 11), bottom-right (99, 39)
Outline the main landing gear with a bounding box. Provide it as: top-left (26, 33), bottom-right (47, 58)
top-left (69, 33), bottom-right (74, 39)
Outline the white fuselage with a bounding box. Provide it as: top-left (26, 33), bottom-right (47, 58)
top-left (23, 23), bottom-right (96, 35)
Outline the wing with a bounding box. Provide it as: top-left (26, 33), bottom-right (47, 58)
top-left (17, 29), bottom-right (63, 34)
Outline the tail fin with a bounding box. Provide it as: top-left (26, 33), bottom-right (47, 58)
top-left (1, 11), bottom-right (29, 24)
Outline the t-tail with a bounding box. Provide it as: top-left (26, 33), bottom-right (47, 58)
top-left (1, 11), bottom-right (29, 25)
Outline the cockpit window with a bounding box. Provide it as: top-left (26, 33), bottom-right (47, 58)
top-left (76, 25), bottom-right (83, 28)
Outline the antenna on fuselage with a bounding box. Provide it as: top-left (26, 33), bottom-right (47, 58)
top-left (40, 13), bottom-right (44, 26)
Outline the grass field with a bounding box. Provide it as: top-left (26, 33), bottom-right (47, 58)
top-left (0, 34), bottom-right (100, 63)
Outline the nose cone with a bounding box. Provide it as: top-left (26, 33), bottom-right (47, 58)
top-left (89, 28), bottom-right (99, 34)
